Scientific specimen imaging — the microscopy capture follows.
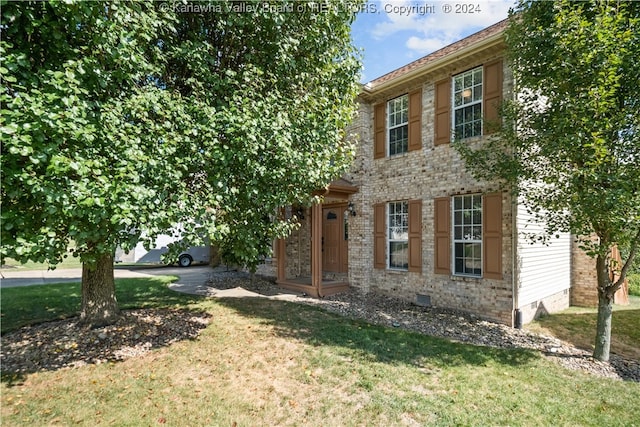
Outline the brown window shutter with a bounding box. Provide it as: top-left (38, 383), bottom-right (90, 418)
top-left (434, 197), bottom-right (451, 274)
top-left (408, 89), bottom-right (422, 152)
top-left (434, 78), bottom-right (451, 146)
top-left (483, 192), bottom-right (503, 279)
top-left (373, 203), bottom-right (386, 269)
top-left (483, 59), bottom-right (503, 134)
top-left (408, 199), bottom-right (422, 273)
top-left (374, 103), bottom-right (386, 159)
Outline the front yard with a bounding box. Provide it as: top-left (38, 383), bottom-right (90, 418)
top-left (1, 277), bottom-right (639, 426)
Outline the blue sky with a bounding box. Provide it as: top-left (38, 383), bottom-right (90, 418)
top-left (351, 0), bottom-right (515, 82)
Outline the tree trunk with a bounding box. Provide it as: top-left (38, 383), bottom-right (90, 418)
top-left (80, 252), bottom-right (120, 327)
top-left (593, 253), bottom-right (614, 361)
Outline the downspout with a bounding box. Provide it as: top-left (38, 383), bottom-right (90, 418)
top-left (512, 192), bottom-right (522, 329)
top-left (510, 68), bottom-right (522, 329)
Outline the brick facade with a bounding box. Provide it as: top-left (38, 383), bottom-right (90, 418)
top-left (571, 239), bottom-right (630, 307)
top-left (271, 20), bottom-right (623, 325)
top-left (342, 48), bottom-right (518, 325)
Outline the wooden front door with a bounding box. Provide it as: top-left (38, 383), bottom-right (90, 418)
top-left (322, 207), bottom-right (345, 272)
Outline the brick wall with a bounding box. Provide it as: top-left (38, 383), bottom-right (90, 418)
top-left (570, 238), bottom-right (629, 307)
top-left (345, 50), bottom-right (518, 325)
top-left (570, 239), bottom-right (599, 306)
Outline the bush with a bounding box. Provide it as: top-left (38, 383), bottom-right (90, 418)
top-left (628, 274), bottom-right (640, 297)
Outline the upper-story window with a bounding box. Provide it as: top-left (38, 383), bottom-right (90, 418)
top-left (434, 60), bottom-right (502, 146)
top-left (387, 95), bottom-right (409, 155)
top-left (453, 67), bottom-right (483, 139)
top-left (374, 90), bottom-right (422, 159)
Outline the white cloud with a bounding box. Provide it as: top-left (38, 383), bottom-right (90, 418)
top-left (405, 34), bottom-right (455, 53)
top-left (370, 0), bottom-right (514, 54)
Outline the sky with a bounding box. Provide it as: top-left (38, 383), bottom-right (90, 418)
top-left (351, 0), bottom-right (515, 83)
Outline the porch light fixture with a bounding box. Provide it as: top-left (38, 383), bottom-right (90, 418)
top-left (295, 207), bottom-right (305, 220)
top-left (345, 202), bottom-right (356, 217)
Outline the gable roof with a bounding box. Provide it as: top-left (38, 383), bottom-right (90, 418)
top-left (362, 19), bottom-right (509, 95)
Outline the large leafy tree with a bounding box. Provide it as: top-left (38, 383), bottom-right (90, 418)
top-left (1, 1), bottom-right (361, 326)
top-left (456, 0), bottom-right (640, 361)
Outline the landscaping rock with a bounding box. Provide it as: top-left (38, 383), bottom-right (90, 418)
top-left (209, 272), bottom-right (640, 382)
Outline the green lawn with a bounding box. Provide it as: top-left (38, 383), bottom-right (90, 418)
top-left (0, 276), bottom-right (187, 333)
top-left (527, 296), bottom-right (640, 360)
top-left (1, 249), bottom-right (83, 271)
top-left (1, 280), bottom-right (639, 426)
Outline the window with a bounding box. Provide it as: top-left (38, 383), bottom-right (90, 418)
top-left (375, 200), bottom-right (421, 272)
top-left (453, 67), bottom-right (483, 139)
top-left (387, 95), bottom-right (408, 155)
top-left (388, 201), bottom-right (409, 269)
top-left (453, 194), bottom-right (482, 276)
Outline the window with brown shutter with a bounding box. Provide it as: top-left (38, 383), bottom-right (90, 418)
top-left (373, 203), bottom-right (386, 269)
top-left (408, 199), bottom-right (422, 272)
top-left (435, 193), bottom-right (503, 278)
top-left (373, 90), bottom-right (422, 158)
top-left (435, 59), bottom-right (504, 144)
top-left (482, 192), bottom-right (503, 279)
top-left (434, 197), bottom-right (451, 274)
top-left (434, 79), bottom-right (451, 146)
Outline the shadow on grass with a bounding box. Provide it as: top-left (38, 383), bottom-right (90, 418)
top-left (1, 277), bottom-right (204, 334)
top-left (216, 297), bottom-right (538, 371)
top-left (534, 309), bottom-right (640, 361)
top-left (1, 276), bottom-right (211, 385)
top-left (1, 307), bottom-right (212, 386)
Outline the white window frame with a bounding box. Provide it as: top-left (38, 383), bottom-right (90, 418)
top-left (388, 201), bottom-right (408, 270)
top-left (452, 67), bottom-right (483, 140)
top-left (387, 94), bottom-right (409, 156)
top-left (452, 194), bottom-right (482, 277)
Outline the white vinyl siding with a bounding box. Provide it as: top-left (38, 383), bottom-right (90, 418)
top-left (516, 201), bottom-right (571, 307)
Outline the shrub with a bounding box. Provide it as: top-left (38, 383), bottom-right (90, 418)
top-left (628, 273), bottom-right (640, 297)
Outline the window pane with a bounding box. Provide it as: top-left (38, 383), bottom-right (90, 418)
top-left (389, 242), bottom-right (408, 269)
top-left (454, 225), bottom-right (462, 240)
top-left (473, 86), bottom-right (482, 102)
top-left (474, 68), bottom-right (482, 84)
top-left (454, 196), bottom-right (462, 210)
top-left (454, 76), bottom-right (463, 92)
top-left (464, 73), bottom-right (472, 88)
top-left (454, 210), bottom-right (462, 225)
top-left (472, 208), bottom-right (481, 224)
top-left (473, 104), bottom-right (482, 120)
top-left (472, 226), bottom-right (482, 240)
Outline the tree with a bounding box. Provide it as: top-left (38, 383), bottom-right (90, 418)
top-left (1, 1), bottom-right (362, 326)
top-left (455, 0), bottom-right (640, 361)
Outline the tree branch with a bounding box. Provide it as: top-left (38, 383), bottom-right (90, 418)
top-left (613, 226), bottom-right (640, 289)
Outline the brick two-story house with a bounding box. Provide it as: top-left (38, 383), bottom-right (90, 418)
top-left (269, 19), bottom-right (627, 326)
